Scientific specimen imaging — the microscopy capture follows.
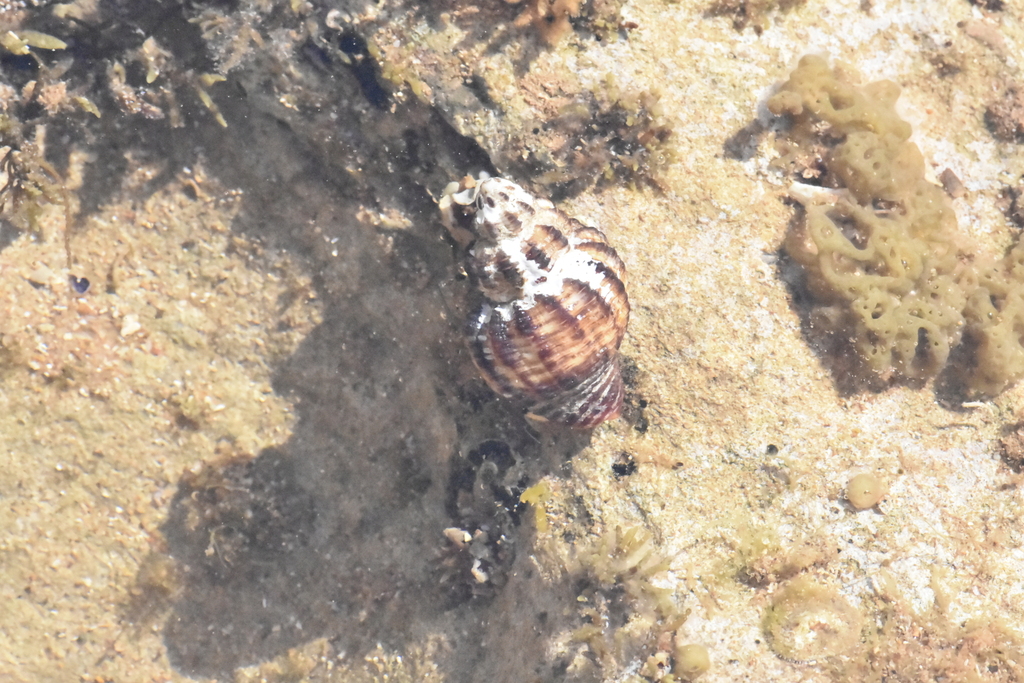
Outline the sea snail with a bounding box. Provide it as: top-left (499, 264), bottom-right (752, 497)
top-left (439, 174), bottom-right (630, 428)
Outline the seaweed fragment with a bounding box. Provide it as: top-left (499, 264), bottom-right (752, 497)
top-left (0, 116), bottom-right (67, 239)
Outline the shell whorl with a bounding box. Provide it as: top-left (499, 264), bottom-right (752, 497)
top-left (440, 175), bottom-right (630, 428)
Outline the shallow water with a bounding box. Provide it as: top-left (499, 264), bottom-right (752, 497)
top-left (2, 0), bottom-right (1024, 681)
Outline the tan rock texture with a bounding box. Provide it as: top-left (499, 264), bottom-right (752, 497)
top-left (1, 0), bottom-right (1024, 681)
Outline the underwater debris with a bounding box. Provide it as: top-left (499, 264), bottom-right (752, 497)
top-left (939, 168), bottom-right (966, 199)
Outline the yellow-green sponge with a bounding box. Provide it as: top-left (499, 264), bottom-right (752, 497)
top-left (770, 55), bottom-right (1024, 394)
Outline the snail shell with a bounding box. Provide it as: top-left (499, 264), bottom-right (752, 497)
top-left (440, 175), bottom-right (630, 428)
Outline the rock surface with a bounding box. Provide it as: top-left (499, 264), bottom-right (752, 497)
top-left (1, 0), bottom-right (1023, 681)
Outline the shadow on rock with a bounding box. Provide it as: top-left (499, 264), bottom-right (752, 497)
top-left (158, 285), bottom-right (592, 677)
top-left (146, 37), bottom-right (594, 679)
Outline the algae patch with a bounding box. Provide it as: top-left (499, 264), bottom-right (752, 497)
top-left (769, 55), bottom-right (1024, 396)
top-left (764, 576), bottom-right (863, 663)
top-left (560, 525), bottom-right (707, 681)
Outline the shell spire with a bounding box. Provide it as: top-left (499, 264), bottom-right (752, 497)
top-left (440, 174), bottom-right (630, 428)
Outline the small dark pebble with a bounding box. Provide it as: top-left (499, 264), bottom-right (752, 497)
top-left (70, 275), bottom-right (90, 293)
top-left (939, 168), bottom-right (966, 199)
top-left (612, 452), bottom-right (637, 478)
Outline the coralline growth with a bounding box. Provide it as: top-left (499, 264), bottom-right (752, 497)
top-left (769, 55), bottom-right (1024, 396)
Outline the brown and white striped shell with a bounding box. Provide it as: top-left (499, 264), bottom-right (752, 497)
top-left (439, 174), bottom-right (629, 428)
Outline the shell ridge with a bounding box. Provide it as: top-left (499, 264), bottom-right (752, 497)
top-left (528, 356), bottom-right (624, 428)
top-left (468, 304), bottom-right (519, 398)
top-left (485, 315), bottom-right (538, 393)
top-left (511, 304), bottom-right (568, 396)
